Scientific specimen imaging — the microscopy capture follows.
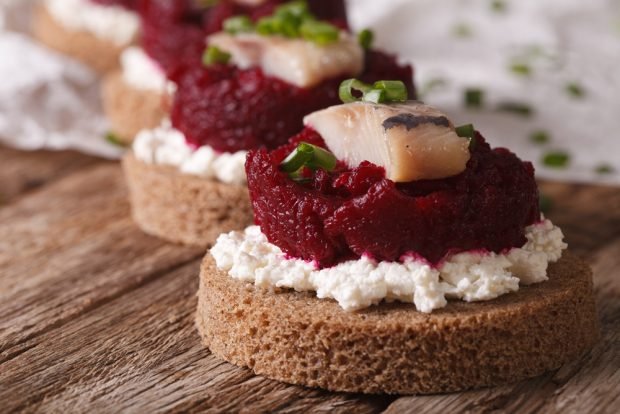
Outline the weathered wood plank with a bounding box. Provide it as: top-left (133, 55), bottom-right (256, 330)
top-left (0, 145), bottom-right (101, 205)
top-left (0, 163), bottom-right (204, 364)
top-left (0, 261), bottom-right (394, 414)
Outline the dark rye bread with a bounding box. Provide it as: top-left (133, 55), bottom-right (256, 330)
top-left (102, 71), bottom-right (167, 144)
top-left (196, 252), bottom-right (599, 394)
top-left (31, 3), bottom-right (127, 74)
top-left (122, 152), bottom-right (254, 247)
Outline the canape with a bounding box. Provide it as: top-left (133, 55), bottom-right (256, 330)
top-left (103, 0), bottom-right (349, 143)
top-left (32, 0), bottom-right (139, 73)
top-left (123, 2), bottom-right (415, 247)
top-left (196, 80), bottom-right (599, 394)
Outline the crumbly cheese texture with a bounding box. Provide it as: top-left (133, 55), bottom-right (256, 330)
top-left (133, 121), bottom-right (247, 185)
top-left (120, 47), bottom-right (176, 94)
top-left (211, 219), bottom-right (567, 312)
top-left (45, 0), bottom-right (139, 46)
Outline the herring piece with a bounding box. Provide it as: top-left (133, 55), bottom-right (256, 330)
top-left (304, 102), bottom-right (472, 182)
top-left (208, 32), bottom-right (364, 88)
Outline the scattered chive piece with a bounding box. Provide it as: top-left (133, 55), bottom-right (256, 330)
top-left (274, 0), bottom-right (310, 20)
top-left (202, 45), bottom-right (231, 66)
top-left (539, 193), bottom-right (553, 214)
top-left (529, 130), bottom-right (550, 145)
top-left (452, 23), bottom-right (473, 38)
top-left (300, 20), bottom-right (340, 45)
top-left (373, 80), bottom-right (407, 102)
top-left (510, 62), bottom-right (531, 77)
top-left (223, 15), bottom-right (254, 34)
top-left (358, 28), bottom-right (374, 50)
top-left (491, 0), bottom-right (507, 13)
top-left (497, 101), bottom-right (533, 117)
top-left (464, 88), bottom-right (484, 108)
top-left (595, 164), bottom-right (614, 174)
top-left (542, 151), bottom-right (570, 168)
top-left (339, 79), bottom-right (408, 104)
top-left (339, 79), bottom-right (372, 102)
top-left (280, 142), bottom-right (337, 178)
top-left (455, 124), bottom-right (477, 149)
top-left (565, 82), bottom-right (585, 98)
top-left (105, 132), bottom-right (127, 147)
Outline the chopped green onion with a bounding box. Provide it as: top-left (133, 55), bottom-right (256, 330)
top-left (373, 80), bottom-right (407, 102)
top-left (464, 88), bottom-right (484, 108)
top-left (510, 62), bottom-right (531, 76)
top-left (542, 151), bottom-right (570, 168)
top-left (105, 132), bottom-right (127, 147)
top-left (223, 15), bottom-right (254, 34)
top-left (529, 130), bottom-right (550, 145)
top-left (491, 0), bottom-right (507, 13)
top-left (452, 23), bottom-right (473, 38)
top-left (362, 89), bottom-right (385, 104)
top-left (497, 101), bottom-right (533, 117)
top-left (566, 82), bottom-right (585, 98)
top-left (300, 20), bottom-right (340, 45)
top-left (274, 0), bottom-right (310, 20)
top-left (202, 45), bottom-right (231, 66)
top-left (339, 79), bottom-right (372, 103)
top-left (280, 142), bottom-right (337, 178)
top-left (280, 142), bottom-right (314, 173)
top-left (455, 124), bottom-right (475, 138)
top-left (595, 164), bottom-right (614, 174)
top-left (539, 193), bottom-right (553, 214)
top-left (358, 28), bottom-right (374, 50)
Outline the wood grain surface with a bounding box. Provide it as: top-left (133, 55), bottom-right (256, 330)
top-left (0, 145), bottom-right (618, 413)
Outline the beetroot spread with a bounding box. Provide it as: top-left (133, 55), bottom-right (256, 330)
top-left (169, 51), bottom-right (415, 152)
top-left (138, 0), bottom-right (347, 73)
top-left (245, 128), bottom-right (540, 267)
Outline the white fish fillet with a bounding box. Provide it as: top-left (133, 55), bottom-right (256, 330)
top-left (304, 102), bottom-right (472, 182)
top-left (208, 32), bottom-right (364, 88)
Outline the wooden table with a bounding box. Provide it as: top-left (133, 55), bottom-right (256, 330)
top-left (1, 145), bottom-right (618, 413)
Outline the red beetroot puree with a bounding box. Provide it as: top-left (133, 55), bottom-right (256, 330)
top-left (169, 51), bottom-right (415, 152)
top-left (246, 128), bottom-right (540, 267)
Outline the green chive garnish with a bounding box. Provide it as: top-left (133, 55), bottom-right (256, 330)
top-left (595, 164), bottom-right (614, 174)
top-left (300, 20), bottom-right (340, 45)
top-left (542, 151), bottom-right (570, 168)
top-left (566, 82), bottom-right (585, 98)
top-left (280, 142), bottom-right (337, 178)
top-left (530, 130), bottom-right (550, 145)
top-left (339, 79), bottom-right (408, 104)
top-left (202, 45), bottom-right (231, 66)
top-left (497, 101), bottom-right (533, 117)
top-left (275, 0), bottom-right (310, 20)
top-left (105, 132), bottom-right (127, 147)
top-left (453, 23), bottom-right (473, 38)
top-left (455, 124), bottom-right (476, 149)
top-left (358, 28), bottom-right (374, 50)
top-left (223, 15), bottom-right (254, 34)
top-left (465, 88), bottom-right (484, 108)
top-left (510, 62), bottom-right (531, 76)
top-left (539, 193), bottom-right (553, 214)
top-left (491, 0), bottom-right (507, 13)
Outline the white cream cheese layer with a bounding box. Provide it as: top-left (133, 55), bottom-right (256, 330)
top-left (133, 121), bottom-right (247, 185)
top-left (45, 0), bottom-right (139, 46)
top-left (120, 47), bottom-right (176, 94)
top-left (211, 219), bottom-right (567, 312)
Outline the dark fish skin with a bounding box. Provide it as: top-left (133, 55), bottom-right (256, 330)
top-left (382, 114), bottom-right (451, 131)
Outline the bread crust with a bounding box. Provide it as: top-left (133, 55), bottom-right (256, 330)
top-left (102, 72), bottom-right (167, 144)
top-left (196, 252), bottom-right (599, 394)
top-left (31, 3), bottom-right (127, 74)
top-left (122, 152), bottom-right (254, 247)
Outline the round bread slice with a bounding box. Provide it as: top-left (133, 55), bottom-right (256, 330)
top-left (102, 71), bottom-right (167, 144)
top-left (122, 152), bottom-right (254, 247)
top-left (31, 3), bottom-right (127, 74)
top-left (196, 252), bottom-right (599, 394)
